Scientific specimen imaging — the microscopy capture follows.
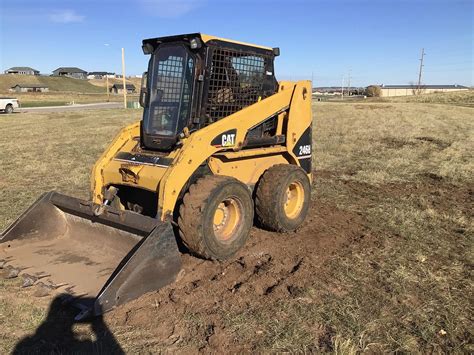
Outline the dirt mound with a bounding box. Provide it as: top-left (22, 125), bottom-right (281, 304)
top-left (103, 198), bottom-right (367, 351)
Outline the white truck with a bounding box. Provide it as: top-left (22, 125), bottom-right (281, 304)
top-left (0, 97), bottom-right (20, 113)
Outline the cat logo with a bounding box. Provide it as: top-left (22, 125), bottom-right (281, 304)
top-left (211, 129), bottom-right (237, 148)
top-left (222, 133), bottom-right (235, 147)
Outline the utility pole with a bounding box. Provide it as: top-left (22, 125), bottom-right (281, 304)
top-left (121, 47), bottom-right (127, 109)
top-left (106, 74), bottom-right (110, 102)
top-left (347, 69), bottom-right (352, 96)
top-left (341, 75), bottom-right (344, 99)
top-left (416, 48), bottom-right (425, 95)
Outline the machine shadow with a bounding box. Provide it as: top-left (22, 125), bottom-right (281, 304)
top-left (12, 296), bottom-right (124, 354)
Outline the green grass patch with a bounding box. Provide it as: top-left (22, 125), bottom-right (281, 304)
top-left (20, 101), bottom-right (68, 107)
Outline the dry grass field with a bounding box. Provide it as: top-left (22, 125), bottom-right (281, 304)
top-left (0, 97), bottom-right (472, 352)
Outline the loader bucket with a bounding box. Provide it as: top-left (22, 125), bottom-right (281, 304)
top-left (0, 191), bottom-right (181, 317)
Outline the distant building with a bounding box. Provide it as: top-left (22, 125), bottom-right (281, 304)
top-left (313, 87), bottom-right (364, 96)
top-left (377, 84), bottom-right (469, 97)
top-left (87, 72), bottom-right (115, 79)
top-left (9, 84), bottom-right (49, 93)
top-left (110, 83), bottom-right (136, 94)
top-left (312, 87), bottom-right (343, 96)
top-left (52, 67), bottom-right (87, 80)
top-left (4, 67), bottom-right (40, 75)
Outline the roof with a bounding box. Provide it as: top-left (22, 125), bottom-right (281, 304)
top-left (142, 33), bottom-right (274, 53)
top-left (11, 84), bottom-right (48, 88)
top-left (379, 84), bottom-right (469, 89)
top-left (111, 83), bottom-right (136, 89)
top-left (5, 66), bottom-right (39, 72)
top-left (88, 71), bottom-right (115, 75)
top-left (200, 33), bottom-right (273, 51)
top-left (53, 67), bottom-right (87, 73)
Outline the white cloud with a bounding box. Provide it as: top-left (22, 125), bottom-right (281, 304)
top-left (139, 0), bottom-right (202, 18)
top-left (49, 10), bottom-right (84, 24)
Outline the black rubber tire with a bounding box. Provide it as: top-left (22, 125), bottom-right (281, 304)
top-left (255, 164), bottom-right (311, 232)
top-left (5, 104), bottom-right (13, 114)
top-left (178, 175), bottom-right (254, 260)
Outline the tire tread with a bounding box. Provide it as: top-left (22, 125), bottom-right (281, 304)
top-left (178, 175), bottom-right (251, 259)
top-left (255, 164), bottom-right (310, 232)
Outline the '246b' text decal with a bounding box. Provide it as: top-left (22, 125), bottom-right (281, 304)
top-left (298, 144), bottom-right (311, 156)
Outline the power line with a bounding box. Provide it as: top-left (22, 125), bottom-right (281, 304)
top-left (424, 61), bottom-right (472, 67)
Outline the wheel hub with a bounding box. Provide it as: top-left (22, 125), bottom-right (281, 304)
top-left (213, 203), bottom-right (228, 229)
top-left (284, 181), bottom-right (304, 219)
top-left (213, 198), bottom-right (242, 241)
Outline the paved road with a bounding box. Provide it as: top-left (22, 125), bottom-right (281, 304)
top-left (17, 102), bottom-right (123, 113)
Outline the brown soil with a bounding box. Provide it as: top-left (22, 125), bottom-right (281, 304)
top-left (96, 171), bottom-right (469, 352)
top-left (4, 171), bottom-right (471, 352)
top-left (103, 189), bottom-right (371, 351)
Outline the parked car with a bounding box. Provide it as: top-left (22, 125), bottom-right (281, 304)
top-left (0, 97), bottom-right (20, 113)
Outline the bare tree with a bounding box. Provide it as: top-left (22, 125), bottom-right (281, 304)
top-left (410, 81), bottom-right (426, 95)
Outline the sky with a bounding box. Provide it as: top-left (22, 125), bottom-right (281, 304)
top-left (0, 0), bottom-right (472, 87)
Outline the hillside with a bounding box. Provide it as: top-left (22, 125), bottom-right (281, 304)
top-left (88, 77), bottom-right (142, 88)
top-left (0, 74), bottom-right (104, 93)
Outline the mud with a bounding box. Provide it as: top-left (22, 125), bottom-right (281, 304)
top-left (102, 196), bottom-right (370, 351)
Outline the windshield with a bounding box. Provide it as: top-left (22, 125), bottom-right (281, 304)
top-left (143, 45), bottom-right (195, 137)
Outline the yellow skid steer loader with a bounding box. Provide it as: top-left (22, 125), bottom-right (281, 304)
top-left (0, 33), bottom-right (312, 317)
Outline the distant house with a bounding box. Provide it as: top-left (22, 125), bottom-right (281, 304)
top-left (4, 67), bottom-right (40, 75)
top-left (377, 84), bottom-right (469, 97)
top-left (110, 83), bottom-right (136, 94)
top-left (9, 84), bottom-right (49, 93)
top-left (87, 72), bottom-right (115, 79)
top-left (52, 67), bottom-right (87, 80)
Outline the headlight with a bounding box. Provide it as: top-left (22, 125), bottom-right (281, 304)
top-left (190, 38), bottom-right (202, 49)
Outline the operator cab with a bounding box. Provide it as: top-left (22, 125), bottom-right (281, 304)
top-left (140, 33), bottom-right (279, 151)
